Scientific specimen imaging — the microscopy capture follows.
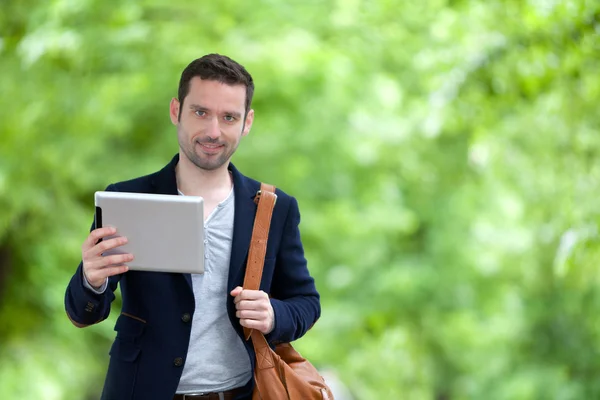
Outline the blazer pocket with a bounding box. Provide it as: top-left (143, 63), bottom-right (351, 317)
top-left (114, 312), bottom-right (146, 340)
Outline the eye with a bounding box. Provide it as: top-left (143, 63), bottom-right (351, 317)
top-left (194, 110), bottom-right (206, 117)
top-left (224, 115), bottom-right (235, 122)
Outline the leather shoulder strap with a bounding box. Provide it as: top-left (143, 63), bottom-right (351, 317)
top-left (242, 183), bottom-right (277, 339)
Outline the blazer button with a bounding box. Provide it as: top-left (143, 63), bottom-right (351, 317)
top-left (173, 357), bottom-right (183, 367)
top-left (181, 313), bottom-right (191, 323)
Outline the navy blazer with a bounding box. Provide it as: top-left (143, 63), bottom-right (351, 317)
top-left (64, 154), bottom-right (321, 400)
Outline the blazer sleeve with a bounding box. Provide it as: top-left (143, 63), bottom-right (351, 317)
top-left (266, 196), bottom-right (321, 344)
top-left (64, 184), bottom-right (122, 328)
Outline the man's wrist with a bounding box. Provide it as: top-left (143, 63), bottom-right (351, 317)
top-left (83, 274), bottom-right (108, 294)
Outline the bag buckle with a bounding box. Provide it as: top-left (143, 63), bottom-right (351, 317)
top-left (254, 190), bottom-right (277, 205)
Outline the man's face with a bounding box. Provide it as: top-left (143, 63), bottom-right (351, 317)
top-left (169, 77), bottom-right (253, 171)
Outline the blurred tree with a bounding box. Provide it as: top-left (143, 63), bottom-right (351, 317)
top-left (0, 0), bottom-right (599, 399)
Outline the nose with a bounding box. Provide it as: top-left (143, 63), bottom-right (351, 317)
top-left (206, 116), bottom-right (221, 140)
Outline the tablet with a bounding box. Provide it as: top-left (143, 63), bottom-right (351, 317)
top-left (94, 191), bottom-right (205, 274)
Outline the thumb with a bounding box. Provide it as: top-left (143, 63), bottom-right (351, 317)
top-left (230, 286), bottom-right (243, 297)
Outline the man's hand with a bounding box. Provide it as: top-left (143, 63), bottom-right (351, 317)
top-left (82, 227), bottom-right (133, 289)
top-left (230, 286), bottom-right (275, 334)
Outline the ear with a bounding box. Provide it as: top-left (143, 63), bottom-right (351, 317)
top-left (169, 98), bottom-right (180, 125)
top-left (242, 109), bottom-right (254, 137)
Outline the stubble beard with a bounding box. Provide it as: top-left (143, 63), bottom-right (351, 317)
top-left (179, 133), bottom-right (239, 172)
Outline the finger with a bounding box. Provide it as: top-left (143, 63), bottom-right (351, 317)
top-left (235, 299), bottom-right (270, 311)
top-left (86, 253), bottom-right (134, 270)
top-left (234, 299), bottom-right (253, 310)
top-left (230, 286), bottom-right (243, 298)
top-left (236, 310), bottom-right (264, 320)
top-left (84, 227), bottom-right (117, 249)
top-left (103, 265), bottom-right (129, 277)
top-left (239, 318), bottom-right (271, 333)
top-left (234, 289), bottom-right (267, 302)
top-left (88, 265), bottom-right (129, 282)
top-left (86, 236), bottom-right (128, 258)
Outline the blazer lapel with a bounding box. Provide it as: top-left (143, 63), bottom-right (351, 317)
top-left (149, 154), bottom-right (258, 291)
top-left (150, 154), bottom-right (179, 196)
top-left (227, 163), bottom-right (259, 290)
top-left (150, 154), bottom-right (193, 290)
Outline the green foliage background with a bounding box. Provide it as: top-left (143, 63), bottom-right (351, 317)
top-left (1, 0), bottom-right (599, 399)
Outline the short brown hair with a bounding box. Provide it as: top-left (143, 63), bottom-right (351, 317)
top-left (177, 54), bottom-right (254, 119)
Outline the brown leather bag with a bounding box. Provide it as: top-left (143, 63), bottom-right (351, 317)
top-left (242, 183), bottom-right (334, 400)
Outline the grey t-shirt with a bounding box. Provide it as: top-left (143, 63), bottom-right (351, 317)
top-left (176, 187), bottom-right (252, 393)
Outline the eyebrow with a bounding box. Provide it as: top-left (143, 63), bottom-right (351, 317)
top-left (189, 104), bottom-right (242, 119)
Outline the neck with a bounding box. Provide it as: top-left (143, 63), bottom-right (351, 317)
top-left (175, 152), bottom-right (232, 198)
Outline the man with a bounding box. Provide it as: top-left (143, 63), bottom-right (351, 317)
top-left (65, 54), bottom-right (321, 400)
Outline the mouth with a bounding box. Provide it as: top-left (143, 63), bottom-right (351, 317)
top-left (196, 142), bottom-right (224, 154)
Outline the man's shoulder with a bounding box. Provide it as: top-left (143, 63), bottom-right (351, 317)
top-left (107, 172), bottom-right (157, 193)
top-left (231, 163), bottom-right (295, 203)
top-left (104, 168), bottom-right (165, 194)
top-left (106, 155), bottom-right (177, 194)
top-left (236, 170), bottom-right (295, 204)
